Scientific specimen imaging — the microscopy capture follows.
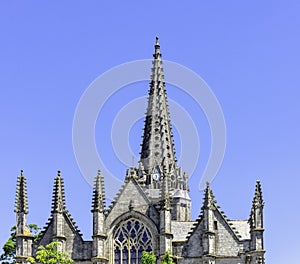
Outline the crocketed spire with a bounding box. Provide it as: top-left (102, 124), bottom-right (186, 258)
top-left (14, 170), bottom-right (29, 214)
top-left (139, 37), bottom-right (176, 173)
top-left (201, 182), bottom-right (216, 210)
top-left (252, 180), bottom-right (264, 208)
top-left (51, 170), bottom-right (66, 213)
top-left (249, 180), bottom-right (264, 229)
top-left (91, 170), bottom-right (106, 213)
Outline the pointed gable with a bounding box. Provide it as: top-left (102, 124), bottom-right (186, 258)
top-left (36, 171), bottom-right (91, 260)
top-left (38, 171), bottom-right (83, 239)
top-left (105, 172), bottom-right (157, 228)
top-left (13, 38), bottom-right (265, 263)
top-left (38, 213), bottom-right (83, 244)
top-left (185, 183), bottom-right (250, 258)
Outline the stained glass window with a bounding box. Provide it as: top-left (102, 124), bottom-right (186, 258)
top-left (113, 219), bottom-right (153, 264)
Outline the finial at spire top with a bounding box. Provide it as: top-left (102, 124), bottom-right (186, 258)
top-left (97, 169), bottom-right (101, 176)
top-left (155, 36), bottom-right (159, 46)
top-left (154, 36), bottom-right (161, 58)
top-left (57, 170), bottom-right (61, 177)
top-left (20, 169), bottom-right (24, 176)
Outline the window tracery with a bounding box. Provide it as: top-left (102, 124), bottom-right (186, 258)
top-left (113, 218), bottom-right (153, 264)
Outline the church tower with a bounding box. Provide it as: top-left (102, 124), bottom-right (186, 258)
top-left (13, 38), bottom-right (265, 264)
top-left (138, 37), bottom-right (191, 221)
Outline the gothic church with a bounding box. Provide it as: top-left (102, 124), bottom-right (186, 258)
top-left (14, 38), bottom-right (265, 264)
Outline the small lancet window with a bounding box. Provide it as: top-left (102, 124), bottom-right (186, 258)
top-left (214, 221), bottom-right (218, 230)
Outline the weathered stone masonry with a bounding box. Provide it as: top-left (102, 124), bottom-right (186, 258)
top-left (15, 38), bottom-right (265, 264)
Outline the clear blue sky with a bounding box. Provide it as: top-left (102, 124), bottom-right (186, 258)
top-left (1, 1), bottom-right (300, 263)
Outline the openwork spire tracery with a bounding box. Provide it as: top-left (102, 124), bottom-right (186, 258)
top-left (139, 37), bottom-right (177, 173)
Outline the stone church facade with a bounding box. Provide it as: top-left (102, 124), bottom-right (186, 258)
top-left (14, 39), bottom-right (265, 264)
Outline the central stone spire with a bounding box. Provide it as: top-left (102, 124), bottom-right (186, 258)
top-left (137, 39), bottom-right (191, 221)
top-left (139, 37), bottom-right (177, 175)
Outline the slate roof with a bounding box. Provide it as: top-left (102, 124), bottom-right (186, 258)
top-left (228, 220), bottom-right (250, 240)
top-left (171, 221), bottom-right (196, 241)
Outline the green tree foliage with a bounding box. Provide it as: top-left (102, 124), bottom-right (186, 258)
top-left (141, 251), bottom-right (156, 264)
top-left (27, 242), bottom-right (73, 264)
top-left (0, 224), bottom-right (41, 264)
top-left (160, 251), bottom-right (175, 264)
top-left (0, 226), bottom-right (16, 264)
top-left (140, 251), bottom-right (175, 264)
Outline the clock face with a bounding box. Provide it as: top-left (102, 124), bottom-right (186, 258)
top-left (152, 173), bottom-right (160, 181)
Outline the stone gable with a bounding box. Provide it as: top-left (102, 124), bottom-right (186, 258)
top-left (14, 39), bottom-right (265, 264)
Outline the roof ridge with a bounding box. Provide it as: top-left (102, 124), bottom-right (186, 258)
top-left (186, 184), bottom-right (245, 242)
top-left (37, 171), bottom-right (83, 243)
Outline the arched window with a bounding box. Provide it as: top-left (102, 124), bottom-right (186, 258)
top-left (114, 218), bottom-right (153, 264)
